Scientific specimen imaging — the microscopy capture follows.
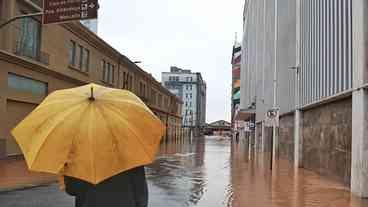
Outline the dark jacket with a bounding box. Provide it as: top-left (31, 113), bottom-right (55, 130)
top-left (65, 166), bottom-right (148, 207)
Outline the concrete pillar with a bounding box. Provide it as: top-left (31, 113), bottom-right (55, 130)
top-left (294, 109), bottom-right (303, 168)
top-left (272, 127), bottom-right (279, 160)
top-left (261, 121), bottom-right (265, 152)
top-left (351, 0), bottom-right (368, 197)
top-left (351, 90), bottom-right (368, 197)
top-left (294, 0), bottom-right (302, 168)
top-left (255, 123), bottom-right (259, 152)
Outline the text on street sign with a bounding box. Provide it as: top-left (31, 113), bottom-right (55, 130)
top-left (43, 0), bottom-right (98, 24)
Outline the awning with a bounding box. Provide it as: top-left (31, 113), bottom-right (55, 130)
top-left (234, 108), bottom-right (255, 121)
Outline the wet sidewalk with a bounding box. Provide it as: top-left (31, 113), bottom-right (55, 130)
top-left (0, 157), bottom-right (56, 192)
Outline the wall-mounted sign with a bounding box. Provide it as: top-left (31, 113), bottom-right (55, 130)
top-left (43, 0), bottom-right (98, 24)
top-left (265, 107), bottom-right (279, 127)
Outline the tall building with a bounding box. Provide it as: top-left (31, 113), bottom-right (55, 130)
top-left (231, 40), bottom-right (242, 132)
top-left (162, 67), bottom-right (206, 128)
top-left (80, 19), bottom-right (98, 34)
top-left (239, 0), bottom-right (368, 197)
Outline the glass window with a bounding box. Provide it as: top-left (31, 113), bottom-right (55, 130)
top-left (69, 40), bottom-right (76, 66)
top-left (82, 48), bottom-right (89, 72)
top-left (74, 44), bottom-right (81, 69)
top-left (129, 75), bottom-right (133, 89)
top-left (102, 60), bottom-right (108, 82)
top-left (8, 73), bottom-right (47, 96)
top-left (17, 17), bottom-right (41, 60)
top-left (122, 72), bottom-right (127, 89)
top-left (109, 64), bottom-right (114, 84)
top-left (78, 45), bottom-right (83, 69)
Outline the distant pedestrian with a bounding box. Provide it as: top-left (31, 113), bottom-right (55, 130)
top-left (61, 166), bottom-right (148, 207)
top-left (235, 131), bottom-right (239, 142)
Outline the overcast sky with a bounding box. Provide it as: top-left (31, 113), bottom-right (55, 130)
top-left (98, 0), bottom-right (244, 123)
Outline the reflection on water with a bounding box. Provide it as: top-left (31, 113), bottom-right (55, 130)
top-left (146, 136), bottom-right (368, 207)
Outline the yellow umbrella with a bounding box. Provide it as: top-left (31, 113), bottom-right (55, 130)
top-left (11, 83), bottom-right (165, 184)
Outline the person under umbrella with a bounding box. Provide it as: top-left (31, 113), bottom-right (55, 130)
top-left (12, 83), bottom-right (165, 207)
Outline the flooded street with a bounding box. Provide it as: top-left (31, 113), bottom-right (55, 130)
top-left (1, 136), bottom-right (368, 207)
top-left (146, 136), bottom-right (368, 207)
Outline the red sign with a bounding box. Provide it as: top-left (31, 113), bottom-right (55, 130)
top-left (43, 0), bottom-right (98, 24)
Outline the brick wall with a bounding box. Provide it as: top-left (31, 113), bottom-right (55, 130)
top-left (279, 113), bottom-right (295, 162)
top-left (302, 98), bottom-right (352, 185)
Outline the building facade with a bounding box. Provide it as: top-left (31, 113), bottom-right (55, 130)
top-left (0, 0), bottom-right (183, 158)
top-left (162, 67), bottom-right (206, 128)
top-left (231, 41), bottom-right (243, 133)
top-left (240, 0), bottom-right (368, 197)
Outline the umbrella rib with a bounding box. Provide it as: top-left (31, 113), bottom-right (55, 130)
top-left (29, 101), bottom-right (86, 168)
top-left (98, 104), bottom-right (154, 162)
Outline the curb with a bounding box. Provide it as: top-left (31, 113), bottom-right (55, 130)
top-left (0, 180), bottom-right (57, 193)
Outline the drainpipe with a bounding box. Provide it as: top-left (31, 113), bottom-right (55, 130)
top-left (293, 0), bottom-right (303, 168)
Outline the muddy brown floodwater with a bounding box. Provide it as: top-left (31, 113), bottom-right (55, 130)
top-left (146, 136), bottom-right (368, 207)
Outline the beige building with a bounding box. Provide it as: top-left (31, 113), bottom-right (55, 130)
top-left (0, 0), bottom-right (183, 158)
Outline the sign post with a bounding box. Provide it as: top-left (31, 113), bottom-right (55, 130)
top-left (43, 0), bottom-right (98, 24)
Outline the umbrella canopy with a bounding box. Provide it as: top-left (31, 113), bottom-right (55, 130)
top-left (11, 83), bottom-right (165, 184)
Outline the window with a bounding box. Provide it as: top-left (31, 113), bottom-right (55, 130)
top-left (143, 84), bottom-right (146, 97)
top-left (8, 73), bottom-right (47, 96)
top-left (122, 72), bottom-right (127, 89)
top-left (190, 94), bottom-right (192, 99)
top-left (17, 17), bottom-right (41, 60)
top-left (158, 94), bottom-right (163, 107)
top-left (69, 41), bottom-right (89, 72)
top-left (69, 40), bottom-right (76, 66)
top-left (102, 60), bottom-right (115, 84)
top-left (151, 89), bottom-right (157, 105)
top-left (82, 48), bottom-right (90, 72)
top-left (164, 97), bottom-right (168, 108)
top-left (139, 82), bottom-right (146, 97)
top-left (129, 75), bottom-right (133, 90)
